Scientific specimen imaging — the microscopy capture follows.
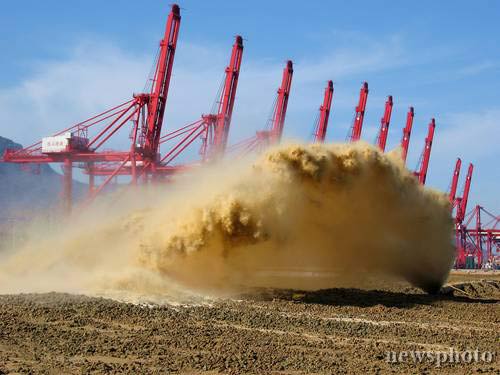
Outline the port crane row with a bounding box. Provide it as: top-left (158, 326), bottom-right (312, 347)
top-left (2, 5), bottom-right (497, 268)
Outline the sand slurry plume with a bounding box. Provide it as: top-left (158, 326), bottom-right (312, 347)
top-left (0, 142), bottom-right (455, 299)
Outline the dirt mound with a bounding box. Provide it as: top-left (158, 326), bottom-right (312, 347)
top-left (441, 280), bottom-right (500, 299)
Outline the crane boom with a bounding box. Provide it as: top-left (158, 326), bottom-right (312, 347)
top-left (270, 60), bottom-right (294, 143)
top-left (453, 164), bottom-right (474, 269)
top-left (212, 35), bottom-right (244, 155)
top-left (376, 95), bottom-right (393, 151)
top-left (144, 4), bottom-right (181, 159)
top-left (400, 107), bottom-right (414, 164)
top-left (458, 163), bottom-right (474, 222)
top-left (415, 118), bottom-right (435, 185)
top-left (449, 158), bottom-right (462, 204)
top-left (314, 80), bottom-right (334, 142)
top-left (349, 82), bottom-right (369, 142)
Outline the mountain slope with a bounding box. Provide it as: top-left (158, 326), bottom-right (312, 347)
top-left (0, 136), bottom-right (85, 216)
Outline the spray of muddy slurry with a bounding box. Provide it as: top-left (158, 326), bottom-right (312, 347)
top-left (0, 143), bottom-right (455, 301)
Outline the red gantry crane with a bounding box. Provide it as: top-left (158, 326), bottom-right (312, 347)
top-left (375, 95), bottom-right (393, 152)
top-left (462, 205), bottom-right (499, 268)
top-left (3, 7), bottom-right (248, 212)
top-left (456, 163), bottom-right (473, 224)
top-left (210, 35), bottom-right (244, 158)
top-left (228, 60), bottom-right (294, 154)
top-left (413, 118), bottom-right (435, 185)
top-left (313, 80), bottom-right (334, 142)
top-left (347, 82), bottom-right (369, 142)
top-left (400, 107), bottom-right (414, 164)
top-left (2, 4), bottom-right (182, 212)
top-left (451, 159), bottom-right (499, 269)
top-left (156, 35), bottom-right (244, 166)
top-left (142, 5), bottom-right (181, 162)
top-left (449, 158), bottom-right (462, 204)
top-left (268, 60), bottom-right (294, 144)
top-left (453, 162), bottom-right (474, 268)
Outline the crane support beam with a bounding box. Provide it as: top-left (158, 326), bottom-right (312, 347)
top-left (63, 159), bottom-right (72, 214)
top-left (2, 151), bottom-right (137, 163)
top-left (400, 107), bottom-right (414, 164)
top-left (144, 4), bottom-right (181, 159)
top-left (270, 60), bottom-right (294, 144)
top-left (376, 95), bottom-right (393, 152)
top-left (314, 80), bottom-right (334, 142)
top-left (349, 82), bottom-right (369, 142)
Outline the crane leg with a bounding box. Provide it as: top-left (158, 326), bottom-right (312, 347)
top-left (88, 162), bottom-right (95, 195)
top-left (63, 159), bottom-right (73, 214)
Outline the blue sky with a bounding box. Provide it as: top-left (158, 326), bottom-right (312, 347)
top-left (0, 0), bottom-right (498, 213)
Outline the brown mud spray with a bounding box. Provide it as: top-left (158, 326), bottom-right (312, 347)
top-left (0, 143), bottom-right (455, 300)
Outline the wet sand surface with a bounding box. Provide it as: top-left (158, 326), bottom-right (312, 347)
top-left (0, 271), bottom-right (498, 374)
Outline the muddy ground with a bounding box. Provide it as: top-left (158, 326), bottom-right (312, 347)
top-left (0, 271), bottom-right (498, 374)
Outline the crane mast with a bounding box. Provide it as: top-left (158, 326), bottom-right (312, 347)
top-left (211, 35), bottom-right (244, 156)
top-left (449, 158), bottom-right (462, 204)
top-left (414, 118), bottom-right (435, 185)
top-left (454, 163), bottom-right (474, 268)
top-left (270, 60), bottom-right (294, 144)
top-left (400, 107), bottom-right (414, 164)
top-left (349, 82), bottom-right (369, 142)
top-left (314, 80), bottom-right (334, 142)
top-left (376, 95), bottom-right (393, 151)
top-left (143, 4), bottom-right (181, 159)
top-left (457, 163), bottom-right (474, 223)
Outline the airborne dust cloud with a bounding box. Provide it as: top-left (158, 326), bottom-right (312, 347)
top-left (0, 142), bottom-right (455, 301)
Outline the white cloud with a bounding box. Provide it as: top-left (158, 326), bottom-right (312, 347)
top-left (296, 37), bottom-right (407, 85)
top-left (0, 41), bottom-right (150, 148)
top-left (428, 109), bottom-right (500, 213)
top-left (433, 110), bottom-right (500, 160)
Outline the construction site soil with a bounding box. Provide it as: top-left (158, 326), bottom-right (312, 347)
top-left (0, 271), bottom-right (498, 374)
